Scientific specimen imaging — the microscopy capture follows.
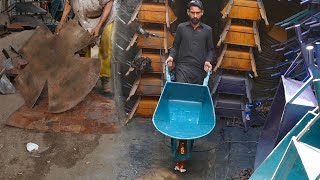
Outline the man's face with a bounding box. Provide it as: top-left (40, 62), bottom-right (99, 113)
top-left (187, 6), bottom-right (204, 25)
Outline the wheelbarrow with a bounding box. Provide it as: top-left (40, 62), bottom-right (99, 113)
top-left (152, 65), bottom-right (216, 172)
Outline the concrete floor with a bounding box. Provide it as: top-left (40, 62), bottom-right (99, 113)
top-left (0, 93), bottom-right (261, 180)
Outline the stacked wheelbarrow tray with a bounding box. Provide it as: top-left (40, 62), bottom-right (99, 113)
top-left (212, 0), bottom-right (269, 131)
top-left (125, 0), bottom-right (177, 122)
top-left (250, 78), bottom-right (320, 179)
top-left (254, 1), bottom-right (320, 173)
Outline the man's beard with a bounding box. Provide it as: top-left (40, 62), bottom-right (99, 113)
top-left (190, 17), bottom-right (200, 25)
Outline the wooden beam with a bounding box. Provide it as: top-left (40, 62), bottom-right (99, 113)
top-left (253, 21), bottom-right (262, 52)
top-left (214, 44), bottom-right (227, 72)
top-left (165, 0), bottom-right (170, 28)
top-left (128, 0), bottom-right (143, 25)
top-left (126, 33), bottom-right (139, 51)
top-left (222, 0), bottom-right (234, 19)
top-left (125, 96), bottom-right (141, 124)
top-left (217, 19), bottom-right (231, 47)
top-left (257, 0), bottom-right (269, 26)
top-left (164, 25), bottom-right (168, 54)
top-left (126, 76), bottom-right (141, 102)
top-left (249, 48), bottom-right (258, 77)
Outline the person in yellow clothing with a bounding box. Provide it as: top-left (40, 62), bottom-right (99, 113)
top-left (98, 22), bottom-right (113, 92)
top-left (55, 0), bottom-right (117, 93)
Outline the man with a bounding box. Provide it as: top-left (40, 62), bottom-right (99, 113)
top-left (165, 0), bottom-right (216, 173)
top-left (55, 0), bottom-right (116, 93)
top-left (165, 0), bottom-right (216, 85)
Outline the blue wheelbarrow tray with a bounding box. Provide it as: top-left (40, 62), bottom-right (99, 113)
top-left (153, 68), bottom-right (216, 140)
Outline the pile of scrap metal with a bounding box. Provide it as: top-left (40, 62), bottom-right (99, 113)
top-left (254, 2), bottom-right (320, 171)
top-left (1, 0), bottom-right (46, 34)
top-left (212, 0), bottom-right (269, 131)
top-left (0, 1), bottom-right (47, 94)
top-left (0, 13), bottom-right (39, 94)
top-left (124, 0), bottom-right (176, 123)
top-left (251, 49), bottom-right (320, 179)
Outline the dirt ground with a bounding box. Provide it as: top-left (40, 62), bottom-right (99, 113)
top-left (0, 94), bottom-right (102, 179)
top-left (0, 93), bottom-right (261, 180)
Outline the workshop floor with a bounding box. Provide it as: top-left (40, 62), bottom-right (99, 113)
top-left (0, 93), bottom-right (261, 180)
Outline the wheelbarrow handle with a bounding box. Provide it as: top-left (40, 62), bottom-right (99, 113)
top-left (165, 65), bottom-right (171, 82)
top-left (202, 69), bottom-right (211, 86)
top-left (166, 65), bottom-right (211, 85)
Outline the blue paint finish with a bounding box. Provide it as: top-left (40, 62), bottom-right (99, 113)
top-left (153, 65), bottom-right (215, 161)
top-left (250, 109), bottom-right (320, 179)
top-left (153, 82), bottom-right (215, 140)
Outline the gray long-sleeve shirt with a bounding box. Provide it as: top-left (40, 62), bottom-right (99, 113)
top-left (169, 21), bottom-right (216, 84)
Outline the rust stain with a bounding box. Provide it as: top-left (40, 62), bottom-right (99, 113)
top-left (6, 91), bottom-right (120, 134)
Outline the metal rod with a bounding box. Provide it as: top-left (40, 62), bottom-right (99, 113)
top-left (307, 45), bottom-right (314, 67)
top-left (284, 52), bottom-right (302, 77)
top-left (315, 42), bottom-right (320, 69)
top-left (314, 79), bottom-right (320, 106)
top-left (295, 24), bottom-right (303, 43)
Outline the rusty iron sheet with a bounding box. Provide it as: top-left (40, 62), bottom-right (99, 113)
top-left (0, 13), bottom-right (9, 26)
top-left (7, 22), bottom-right (32, 31)
top-left (15, 2), bottom-right (47, 14)
top-left (6, 90), bottom-right (120, 134)
top-left (0, 48), bottom-right (28, 75)
top-left (0, 30), bottom-right (35, 51)
top-left (10, 15), bottom-right (45, 28)
top-left (0, 68), bottom-right (16, 94)
top-left (15, 20), bottom-right (98, 113)
top-left (7, 56), bottom-right (28, 75)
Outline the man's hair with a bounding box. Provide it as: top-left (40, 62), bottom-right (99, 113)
top-left (188, 0), bottom-right (203, 10)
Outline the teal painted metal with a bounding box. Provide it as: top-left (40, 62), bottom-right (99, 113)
top-left (275, 9), bottom-right (319, 28)
top-left (153, 65), bottom-right (215, 161)
top-left (251, 79), bottom-right (320, 179)
top-left (254, 40), bottom-right (320, 168)
top-left (153, 66), bottom-right (215, 140)
top-left (250, 108), bottom-right (319, 179)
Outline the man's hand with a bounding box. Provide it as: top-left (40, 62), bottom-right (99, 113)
top-left (165, 56), bottom-right (174, 67)
top-left (90, 25), bottom-right (101, 37)
top-left (204, 61), bottom-right (212, 73)
top-left (55, 23), bottom-right (64, 34)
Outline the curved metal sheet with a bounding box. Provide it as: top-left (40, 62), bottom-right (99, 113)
top-left (15, 20), bottom-right (99, 113)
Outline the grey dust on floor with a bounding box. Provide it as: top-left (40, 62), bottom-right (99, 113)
top-left (1, 94), bottom-right (261, 180)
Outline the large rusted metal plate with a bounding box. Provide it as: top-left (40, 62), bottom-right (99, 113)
top-left (15, 20), bottom-right (99, 113)
top-left (0, 30), bottom-right (35, 51)
top-left (6, 90), bottom-right (120, 134)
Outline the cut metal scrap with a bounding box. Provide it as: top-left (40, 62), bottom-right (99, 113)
top-left (0, 30), bottom-right (35, 51)
top-left (1, 49), bottom-right (14, 70)
top-left (15, 2), bottom-right (47, 14)
top-left (0, 13), bottom-right (9, 26)
top-left (0, 68), bottom-right (15, 94)
top-left (16, 20), bottom-right (99, 113)
top-left (0, 58), bottom-right (14, 70)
